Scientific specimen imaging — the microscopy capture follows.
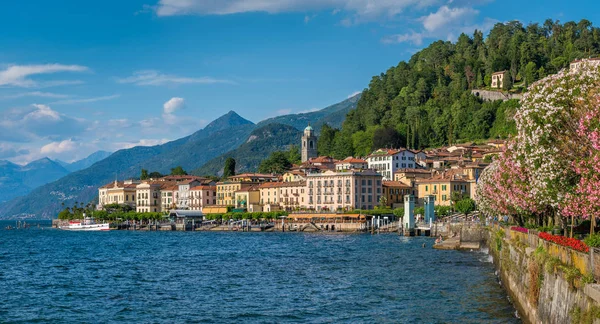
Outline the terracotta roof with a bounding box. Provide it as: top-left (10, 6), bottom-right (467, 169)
top-left (285, 170), bottom-right (306, 176)
top-left (234, 185), bottom-right (259, 193)
top-left (394, 168), bottom-right (431, 174)
top-left (382, 181), bottom-right (412, 189)
top-left (161, 175), bottom-right (207, 181)
top-left (229, 173), bottom-right (279, 179)
top-left (335, 157), bottom-right (367, 164)
top-left (307, 156), bottom-right (337, 164)
top-left (178, 179), bottom-right (201, 185)
top-left (190, 185), bottom-right (216, 191)
top-left (258, 181), bottom-right (305, 189)
top-left (416, 169), bottom-right (468, 183)
top-left (492, 70), bottom-right (507, 74)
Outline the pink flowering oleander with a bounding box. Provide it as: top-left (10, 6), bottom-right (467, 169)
top-left (562, 93), bottom-right (600, 219)
top-left (510, 226), bottom-right (528, 234)
top-left (478, 61), bottom-right (600, 222)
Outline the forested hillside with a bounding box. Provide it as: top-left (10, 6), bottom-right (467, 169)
top-left (192, 123), bottom-right (301, 176)
top-left (320, 19), bottom-right (600, 159)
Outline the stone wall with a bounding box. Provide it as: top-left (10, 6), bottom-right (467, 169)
top-left (471, 89), bottom-right (523, 101)
top-left (487, 225), bottom-right (600, 324)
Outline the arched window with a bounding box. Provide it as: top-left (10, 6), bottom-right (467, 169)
top-left (309, 140), bottom-right (313, 149)
top-left (303, 140), bottom-right (306, 148)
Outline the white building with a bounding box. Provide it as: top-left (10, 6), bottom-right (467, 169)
top-left (335, 157), bottom-right (368, 171)
top-left (366, 149), bottom-right (417, 181)
top-left (176, 179), bottom-right (200, 209)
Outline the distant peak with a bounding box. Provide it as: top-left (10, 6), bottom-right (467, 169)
top-left (204, 110), bottom-right (254, 132)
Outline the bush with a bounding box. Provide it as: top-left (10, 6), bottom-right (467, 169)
top-left (584, 233), bottom-right (600, 248)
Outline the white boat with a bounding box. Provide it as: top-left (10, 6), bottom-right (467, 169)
top-left (61, 217), bottom-right (109, 231)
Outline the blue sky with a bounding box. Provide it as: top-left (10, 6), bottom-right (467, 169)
top-left (0, 0), bottom-right (594, 164)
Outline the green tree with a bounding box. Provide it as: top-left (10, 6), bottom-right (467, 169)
top-left (223, 157), bottom-right (236, 178)
top-left (258, 151), bottom-right (292, 174)
top-left (455, 198), bottom-right (476, 217)
top-left (287, 145), bottom-right (301, 165)
top-left (170, 166), bottom-right (187, 176)
top-left (148, 171), bottom-right (163, 178)
top-left (140, 169), bottom-right (149, 180)
top-left (317, 124), bottom-right (339, 156)
top-left (524, 61), bottom-right (537, 87)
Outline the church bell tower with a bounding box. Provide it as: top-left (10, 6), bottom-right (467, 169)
top-left (301, 124), bottom-right (317, 162)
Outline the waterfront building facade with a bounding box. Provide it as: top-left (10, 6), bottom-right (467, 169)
top-left (306, 169), bottom-right (382, 211)
top-left (335, 157), bottom-right (368, 171)
top-left (161, 185), bottom-right (178, 211)
top-left (367, 148), bottom-right (417, 181)
top-left (217, 181), bottom-right (254, 206)
top-left (189, 185), bottom-right (217, 211)
top-left (258, 181), bottom-right (305, 211)
top-left (382, 181), bottom-right (415, 208)
top-left (135, 181), bottom-right (162, 213)
top-left (234, 186), bottom-right (261, 211)
top-left (416, 169), bottom-right (471, 206)
top-left (176, 180), bottom-right (200, 209)
top-left (98, 180), bottom-right (139, 210)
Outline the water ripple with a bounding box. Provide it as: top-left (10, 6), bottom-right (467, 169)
top-left (0, 222), bottom-right (519, 323)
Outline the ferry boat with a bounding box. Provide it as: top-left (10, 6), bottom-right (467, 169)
top-left (61, 217), bottom-right (109, 231)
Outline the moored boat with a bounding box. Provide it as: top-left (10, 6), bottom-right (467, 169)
top-left (61, 217), bottom-right (109, 231)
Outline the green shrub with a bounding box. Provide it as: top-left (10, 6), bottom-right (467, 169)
top-left (584, 233), bottom-right (600, 248)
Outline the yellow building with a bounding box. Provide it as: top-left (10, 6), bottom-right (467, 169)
top-left (393, 168), bottom-right (432, 186)
top-left (382, 181), bottom-right (416, 208)
top-left (98, 180), bottom-right (139, 210)
top-left (135, 181), bottom-right (162, 213)
top-left (258, 181), bottom-right (305, 211)
top-left (216, 181), bottom-right (254, 206)
top-left (234, 186), bottom-right (261, 212)
top-left (416, 170), bottom-right (471, 206)
top-left (282, 171), bottom-right (306, 182)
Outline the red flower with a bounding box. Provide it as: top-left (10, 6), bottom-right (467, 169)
top-left (539, 232), bottom-right (589, 253)
top-left (511, 226), bottom-right (528, 234)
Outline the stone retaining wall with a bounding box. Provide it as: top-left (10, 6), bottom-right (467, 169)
top-left (488, 225), bottom-right (600, 324)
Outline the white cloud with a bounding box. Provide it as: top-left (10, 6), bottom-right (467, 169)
top-left (276, 108), bottom-right (292, 116)
top-left (299, 107), bottom-right (320, 113)
top-left (117, 70), bottom-right (234, 86)
top-left (40, 139), bottom-right (77, 155)
top-left (163, 97), bottom-right (185, 114)
top-left (1, 91), bottom-right (70, 99)
top-left (382, 31), bottom-right (424, 45)
top-left (114, 138), bottom-right (170, 150)
top-left (108, 119), bottom-right (131, 127)
top-left (347, 91), bottom-right (362, 98)
top-left (139, 118), bottom-right (158, 128)
top-left (51, 94), bottom-right (120, 105)
top-left (382, 5), bottom-right (494, 46)
top-left (422, 6), bottom-right (478, 32)
top-left (0, 104), bottom-right (86, 142)
top-left (0, 64), bottom-right (88, 88)
top-left (153, 0), bottom-right (438, 20)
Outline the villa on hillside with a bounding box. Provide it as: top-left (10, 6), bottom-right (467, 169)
top-left (491, 71), bottom-right (509, 89)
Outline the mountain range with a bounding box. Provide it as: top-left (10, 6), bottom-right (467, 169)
top-left (0, 151), bottom-right (112, 204)
top-left (0, 94), bottom-right (359, 219)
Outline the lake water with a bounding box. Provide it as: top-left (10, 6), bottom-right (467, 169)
top-left (0, 221), bottom-right (519, 323)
